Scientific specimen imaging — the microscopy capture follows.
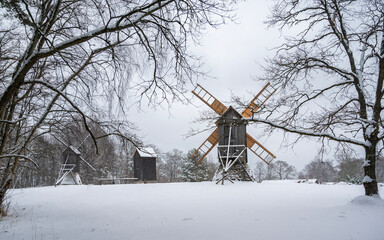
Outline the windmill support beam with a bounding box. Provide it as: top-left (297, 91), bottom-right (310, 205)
top-left (216, 172), bottom-right (234, 184)
top-left (55, 164), bottom-right (77, 186)
top-left (216, 144), bottom-right (252, 184)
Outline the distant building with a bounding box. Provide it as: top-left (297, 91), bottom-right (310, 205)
top-left (132, 147), bottom-right (157, 182)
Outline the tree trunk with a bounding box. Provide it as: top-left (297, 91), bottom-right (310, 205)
top-left (0, 156), bottom-right (19, 214)
top-left (363, 144), bottom-right (378, 196)
top-left (364, 23), bottom-right (384, 196)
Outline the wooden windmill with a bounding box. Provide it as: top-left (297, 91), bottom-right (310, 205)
top-left (191, 83), bottom-right (277, 183)
top-left (54, 136), bottom-right (96, 186)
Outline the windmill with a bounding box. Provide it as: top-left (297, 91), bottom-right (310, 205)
top-left (53, 135), bottom-right (96, 186)
top-left (191, 83), bottom-right (277, 184)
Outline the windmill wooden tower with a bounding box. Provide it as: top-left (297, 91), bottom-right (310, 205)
top-left (191, 83), bottom-right (277, 183)
top-left (54, 136), bottom-right (96, 185)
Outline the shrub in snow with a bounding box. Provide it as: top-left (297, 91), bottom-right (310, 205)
top-left (346, 174), bottom-right (363, 185)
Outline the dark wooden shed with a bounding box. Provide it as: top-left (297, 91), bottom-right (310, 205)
top-left (132, 147), bottom-right (157, 181)
top-left (216, 106), bottom-right (248, 164)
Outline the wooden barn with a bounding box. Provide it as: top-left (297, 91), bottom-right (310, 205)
top-left (132, 147), bottom-right (157, 182)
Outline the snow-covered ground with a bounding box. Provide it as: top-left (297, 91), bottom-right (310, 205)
top-left (1, 182), bottom-right (383, 240)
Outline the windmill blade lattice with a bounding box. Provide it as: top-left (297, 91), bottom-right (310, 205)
top-left (191, 128), bottom-right (219, 164)
top-left (246, 133), bottom-right (275, 164)
top-left (52, 133), bottom-right (96, 185)
top-left (241, 82), bottom-right (276, 118)
top-left (192, 84), bottom-right (228, 115)
top-left (191, 82), bottom-right (277, 184)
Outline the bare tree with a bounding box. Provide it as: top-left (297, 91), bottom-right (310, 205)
top-left (254, 161), bottom-right (266, 183)
top-left (273, 160), bottom-right (297, 180)
top-left (265, 163), bottom-right (277, 180)
top-left (337, 155), bottom-right (364, 184)
top-left (0, 0), bottom-right (237, 214)
top-left (304, 158), bottom-right (336, 183)
top-left (9, 116), bottom-right (138, 188)
top-left (250, 0), bottom-right (383, 196)
top-left (162, 149), bottom-right (184, 182)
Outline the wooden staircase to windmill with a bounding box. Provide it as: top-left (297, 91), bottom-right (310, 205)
top-left (191, 83), bottom-right (277, 184)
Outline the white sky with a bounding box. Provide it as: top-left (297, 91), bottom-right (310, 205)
top-left (127, 0), bottom-right (362, 171)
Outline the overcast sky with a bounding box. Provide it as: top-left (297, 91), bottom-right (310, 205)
top-left (127, 0), bottom-right (361, 171)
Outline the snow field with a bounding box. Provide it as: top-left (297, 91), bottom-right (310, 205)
top-left (1, 182), bottom-right (383, 240)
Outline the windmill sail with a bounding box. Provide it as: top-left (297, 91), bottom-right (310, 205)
top-left (79, 156), bottom-right (96, 171)
top-left (52, 135), bottom-right (69, 147)
top-left (52, 133), bottom-right (97, 186)
top-left (246, 133), bottom-right (276, 164)
top-left (190, 128), bottom-right (219, 164)
top-left (241, 82), bottom-right (276, 118)
top-left (192, 84), bottom-right (228, 115)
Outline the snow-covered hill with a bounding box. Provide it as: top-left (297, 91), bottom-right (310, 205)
top-left (1, 182), bottom-right (383, 240)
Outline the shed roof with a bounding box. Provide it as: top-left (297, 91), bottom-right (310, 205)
top-left (134, 147), bottom-right (157, 158)
top-left (215, 106), bottom-right (245, 125)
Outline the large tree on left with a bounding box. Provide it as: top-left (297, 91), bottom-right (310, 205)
top-left (0, 0), bottom-right (237, 214)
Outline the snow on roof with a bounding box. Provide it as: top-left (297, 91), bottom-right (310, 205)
top-left (136, 147), bottom-right (157, 158)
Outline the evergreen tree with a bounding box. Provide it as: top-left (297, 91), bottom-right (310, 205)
top-left (181, 149), bottom-right (211, 182)
top-left (181, 155), bottom-right (196, 182)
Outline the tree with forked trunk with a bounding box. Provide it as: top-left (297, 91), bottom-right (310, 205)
top-left (0, 0), bottom-right (238, 214)
top-left (251, 0), bottom-right (383, 196)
